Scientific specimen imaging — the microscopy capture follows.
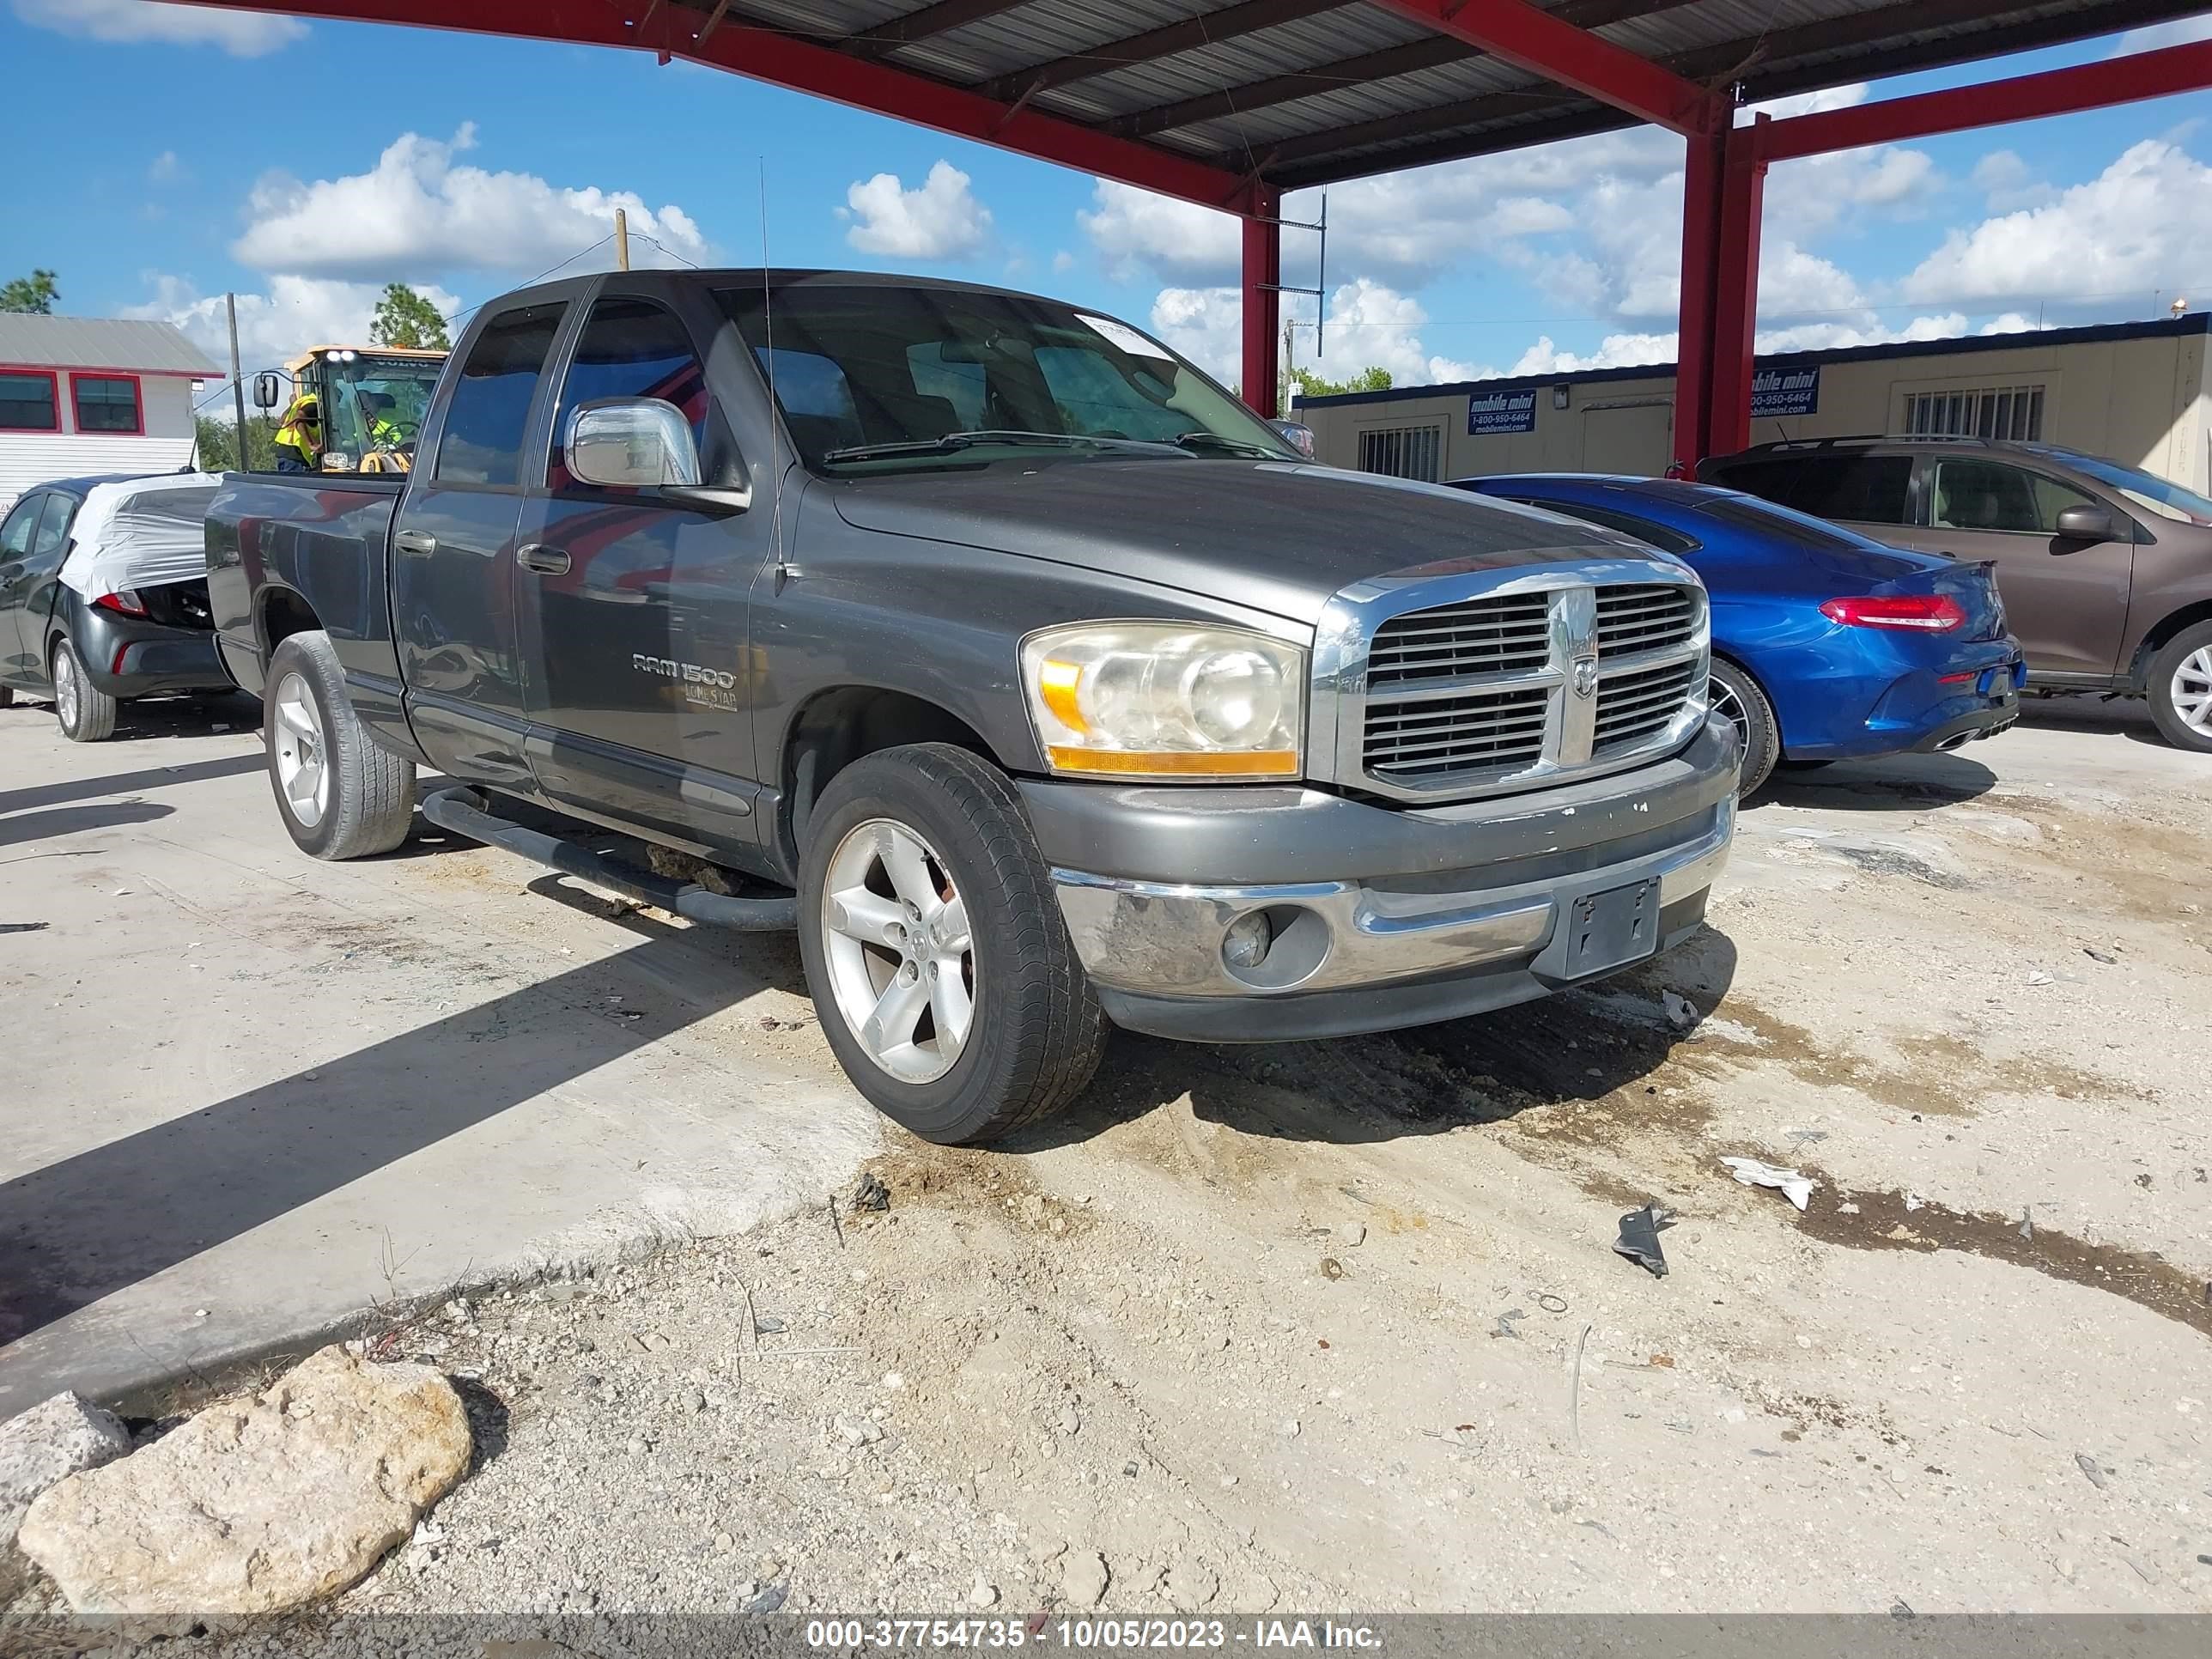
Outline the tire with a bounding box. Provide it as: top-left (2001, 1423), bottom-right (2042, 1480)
top-left (1708, 659), bottom-right (1779, 798)
top-left (52, 637), bottom-right (118, 743)
top-left (797, 742), bottom-right (1107, 1145)
top-left (0, 684), bottom-right (14, 708)
top-left (264, 629), bottom-right (416, 859)
top-left (2146, 619), bottom-right (2212, 754)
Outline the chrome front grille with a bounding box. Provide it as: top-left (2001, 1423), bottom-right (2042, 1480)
top-left (1316, 564), bottom-right (1709, 803)
top-left (1362, 684), bottom-right (1550, 784)
top-left (1595, 658), bottom-right (1700, 752)
top-left (1366, 593), bottom-right (1552, 688)
top-left (1595, 583), bottom-right (1698, 659)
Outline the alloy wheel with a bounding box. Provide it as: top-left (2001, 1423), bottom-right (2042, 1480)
top-left (2173, 647), bottom-right (2212, 735)
top-left (54, 647), bottom-right (81, 731)
top-left (1708, 673), bottom-right (1747, 743)
top-left (271, 671), bottom-right (331, 829)
top-left (818, 817), bottom-right (975, 1085)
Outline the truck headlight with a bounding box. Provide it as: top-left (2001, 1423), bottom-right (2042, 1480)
top-left (1021, 623), bottom-right (1305, 779)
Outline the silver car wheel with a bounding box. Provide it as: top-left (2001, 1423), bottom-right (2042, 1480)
top-left (1709, 672), bottom-right (1747, 742)
top-left (53, 646), bottom-right (81, 730)
top-left (271, 671), bottom-right (331, 829)
top-left (818, 817), bottom-right (975, 1085)
top-left (2173, 647), bottom-right (2212, 733)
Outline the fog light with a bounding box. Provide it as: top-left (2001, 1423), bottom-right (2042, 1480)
top-left (1223, 910), bottom-right (1274, 970)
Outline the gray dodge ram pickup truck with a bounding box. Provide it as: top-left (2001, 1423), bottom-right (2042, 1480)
top-left (204, 270), bottom-right (1737, 1143)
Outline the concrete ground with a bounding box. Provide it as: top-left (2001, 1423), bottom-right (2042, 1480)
top-left (3, 687), bottom-right (2209, 1614)
top-left (0, 690), bottom-right (876, 1419)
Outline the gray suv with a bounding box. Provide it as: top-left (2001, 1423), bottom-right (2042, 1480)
top-left (1700, 437), bottom-right (2212, 752)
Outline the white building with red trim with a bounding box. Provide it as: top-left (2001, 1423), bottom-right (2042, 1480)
top-left (0, 314), bottom-right (222, 513)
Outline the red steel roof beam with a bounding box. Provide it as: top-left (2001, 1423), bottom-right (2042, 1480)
top-left (1368, 0), bottom-right (1720, 135)
top-left (1753, 37), bottom-right (2212, 161)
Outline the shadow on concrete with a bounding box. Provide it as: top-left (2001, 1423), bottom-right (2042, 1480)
top-left (1, 690), bottom-right (261, 744)
top-left (2015, 693), bottom-right (2176, 750)
top-left (1019, 927), bottom-right (1739, 1151)
top-left (0, 903), bottom-right (806, 1349)
top-left (0, 750), bottom-right (264, 817)
top-left (1753, 752), bottom-right (1998, 811)
top-left (0, 800), bottom-right (174, 850)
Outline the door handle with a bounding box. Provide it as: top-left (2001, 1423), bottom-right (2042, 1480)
top-left (516, 543), bottom-right (571, 575)
top-left (394, 529), bottom-right (437, 555)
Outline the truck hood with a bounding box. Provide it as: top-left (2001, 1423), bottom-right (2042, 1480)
top-left (828, 459), bottom-right (1640, 625)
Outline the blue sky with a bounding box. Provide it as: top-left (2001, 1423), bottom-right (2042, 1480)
top-left (6, 1), bottom-right (2212, 398)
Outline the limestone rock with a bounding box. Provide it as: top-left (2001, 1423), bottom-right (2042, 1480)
top-left (1, 1391), bottom-right (133, 1553)
top-left (18, 1346), bottom-right (471, 1613)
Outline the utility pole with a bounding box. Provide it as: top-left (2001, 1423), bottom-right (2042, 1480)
top-left (615, 208), bottom-right (631, 271)
top-left (226, 292), bottom-right (248, 472)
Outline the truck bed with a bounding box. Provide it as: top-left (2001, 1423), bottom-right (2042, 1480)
top-left (204, 471), bottom-right (405, 706)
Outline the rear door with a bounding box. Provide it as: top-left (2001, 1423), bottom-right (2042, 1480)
top-left (1917, 456), bottom-right (2132, 675)
top-left (0, 493), bottom-right (50, 682)
top-left (392, 300), bottom-right (568, 787)
top-left (514, 286), bottom-right (775, 854)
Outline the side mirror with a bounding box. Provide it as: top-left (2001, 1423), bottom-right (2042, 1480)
top-left (564, 398), bottom-right (750, 513)
top-left (1273, 419), bottom-right (1316, 459)
top-left (252, 372), bottom-right (282, 410)
top-left (2054, 504), bottom-right (2118, 543)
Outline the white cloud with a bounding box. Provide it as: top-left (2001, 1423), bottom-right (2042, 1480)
top-left (123, 273), bottom-right (464, 386)
top-left (1742, 82), bottom-right (1871, 122)
top-left (1151, 279), bottom-right (1495, 391)
top-left (1901, 138), bottom-right (2212, 311)
top-left (148, 149), bottom-right (182, 185)
top-left (1510, 332), bottom-right (1677, 375)
top-left (1079, 181), bottom-right (1240, 285)
top-left (2112, 15), bottom-right (2212, 53)
top-left (233, 125), bottom-right (708, 281)
top-left (841, 161), bottom-right (992, 262)
top-left (1051, 249), bottom-right (1076, 275)
top-left (12, 0), bottom-right (305, 55)
top-left (1149, 287), bottom-right (1243, 385)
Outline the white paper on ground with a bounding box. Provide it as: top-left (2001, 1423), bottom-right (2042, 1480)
top-left (1719, 1156), bottom-right (1816, 1212)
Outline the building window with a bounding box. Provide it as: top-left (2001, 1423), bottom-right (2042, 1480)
top-left (71, 374), bottom-right (143, 434)
top-left (1358, 425), bottom-right (1441, 482)
top-left (0, 369), bottom-right (60, 432)
top-left (1902, 383), bottom-right (2045, 441)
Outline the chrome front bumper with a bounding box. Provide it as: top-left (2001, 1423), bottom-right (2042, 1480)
top-left (1054, 795), bottom-right (1730, 1005)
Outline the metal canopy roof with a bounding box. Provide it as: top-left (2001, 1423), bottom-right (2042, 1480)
top-left (708, 0), bottom-right (2205, 189)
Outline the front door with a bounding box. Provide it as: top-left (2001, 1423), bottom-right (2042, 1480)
top-left (392, 300), bottom-right (567, 787)
top-left (514, 289), bottom-right (773, 858)
top-left (0, 493), bottom-right (47, 684)
top-left (1911, 457), bottom-right (2135, 675)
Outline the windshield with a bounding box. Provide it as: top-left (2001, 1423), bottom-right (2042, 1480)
top-left (717, 283), bottom-right (1297, 472)
top-left (2059, 453), bottom-right (2212, 526)
top-left (323, 355), bottom-right (442, 462)
top-left (1694, 491), bottom-right (1894, 553)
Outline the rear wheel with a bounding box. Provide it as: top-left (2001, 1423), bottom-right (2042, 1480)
top-left (52, 638), bottom-right (118, 743)
top-left (797, 743), bottom-right (1107, 1145)
top-left (264, 629), bottom-right (416, 859)
top-left (2146, 620), bottom-right (2212, 754)
top-left (1708, 659), bottom-right (1778, 798)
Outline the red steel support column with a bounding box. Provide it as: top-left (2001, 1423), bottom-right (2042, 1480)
top-left (1242, 187), bottom-right (1283, 419)
top-left (1705, 118), bottom-right (1769, 462)
top-left (1671, 124), bottom-right (1726, 472)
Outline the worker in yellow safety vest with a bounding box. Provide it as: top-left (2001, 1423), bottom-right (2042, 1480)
top-left (273, 392), bottom-right (321, 473)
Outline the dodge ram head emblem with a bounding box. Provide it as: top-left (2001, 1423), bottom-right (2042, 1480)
top-left (1571, 656), bottom-right (1600, 699)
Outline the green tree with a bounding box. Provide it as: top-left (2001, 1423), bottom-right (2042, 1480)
top-left (1, 269), bottom-right (59, 314)
top-left (195, 410), bottom-right (282, 471)
top-left (1286, 363), bottom-right (1393, 401)
top-left (368, 283), bottom-right (450, 351)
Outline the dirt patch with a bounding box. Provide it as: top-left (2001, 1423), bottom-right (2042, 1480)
top-left (1795, 1182), bottom-right (2212, 1340)
top-left (1830, 844), bottom-right (1971, 890)
top-left (860, 1139), bottom-right (1097, 1241)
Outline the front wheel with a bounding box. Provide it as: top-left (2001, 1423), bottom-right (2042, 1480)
top-left (264, 629), bottom-right (416, 859)
top-left (52, 638), bottom-right (118, 743)
top-left (1708, 659), bottom-right (1778, 798)
top-left (2147, 620), bottom-right (2212, 754)
top-left (797, 743), bottom-right (1107, 1145)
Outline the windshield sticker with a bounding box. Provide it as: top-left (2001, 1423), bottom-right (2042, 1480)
top-left (1077, 314), bottom-right (1173, 360)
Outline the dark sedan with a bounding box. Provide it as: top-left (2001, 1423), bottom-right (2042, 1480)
top-left (0, 475), bottom-right (233, 741)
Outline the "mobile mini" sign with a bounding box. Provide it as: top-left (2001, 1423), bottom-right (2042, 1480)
top-left (1468, 389), bottom-right (1539, 434)
top-left (1750, 367), bottom-right (1820, 417)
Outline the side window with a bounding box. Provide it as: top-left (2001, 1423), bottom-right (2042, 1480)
top-left (31, 495), bottom-right (72, 562)
top-left (434, 303), bottom-right (564, 488)
top-left (1719, 455), bottom-right (1910, 524)
top-left (549, 296), bottom-right (709, 489)
top-left (1932, 460), bottom-right (2092, 533)
top-left (0, 496), bottom-right (41, 559)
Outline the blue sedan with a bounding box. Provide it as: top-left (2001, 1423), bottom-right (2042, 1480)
top-left (1452, 475), bottom-right (2026, 796)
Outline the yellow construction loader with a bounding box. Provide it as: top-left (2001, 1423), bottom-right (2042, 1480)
top-left (252, 345), bottom-right (446, 473)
